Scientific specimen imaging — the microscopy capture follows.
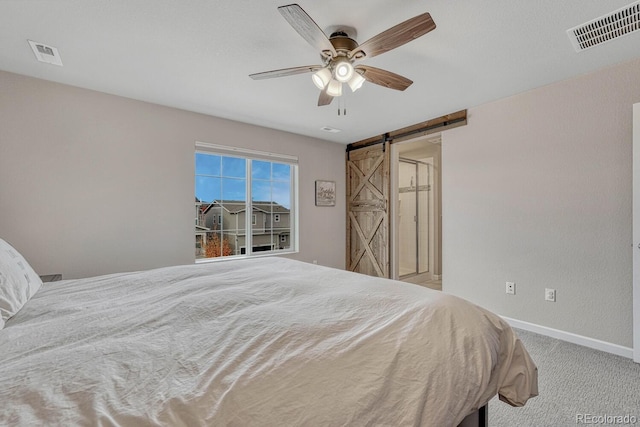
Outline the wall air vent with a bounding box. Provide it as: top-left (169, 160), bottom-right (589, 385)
top-left (28, 40), bottom-right (63, 66)
top-left (567, 1), bottom-right (640, 52)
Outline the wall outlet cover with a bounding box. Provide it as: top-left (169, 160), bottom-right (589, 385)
top-left (506, 281), bottom-right (516, 295)
top-left (545, 288), bottom-right (556, 302)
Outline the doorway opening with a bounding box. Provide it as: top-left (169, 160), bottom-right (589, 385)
top-left (398, 158), bottom-right (430, 277)
top-left (391, 134), bottom-right (442, 290)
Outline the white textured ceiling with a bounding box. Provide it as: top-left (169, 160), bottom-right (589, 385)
top-left (1, 1), bottom-right (639, 144)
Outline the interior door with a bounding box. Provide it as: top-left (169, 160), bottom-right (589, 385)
top-left (633, 103), bottom-right (640, 363)
top-left (346, 142), bottom-right (390, 277)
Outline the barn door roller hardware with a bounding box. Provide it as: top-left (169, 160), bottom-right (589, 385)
top-left (346, 109), bottom-right (467, 158)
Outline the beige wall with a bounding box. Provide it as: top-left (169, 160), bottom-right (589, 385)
top-left (0, 71), bottom-right (345, 279)
top-left (442, 58), bottom-right (640, 348)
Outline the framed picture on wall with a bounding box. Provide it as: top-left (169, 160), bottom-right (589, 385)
top-left (315, 180), bottom-right (336, 207)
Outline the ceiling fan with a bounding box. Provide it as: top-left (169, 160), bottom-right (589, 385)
top-left (249, 4), bottom-right (436, 106)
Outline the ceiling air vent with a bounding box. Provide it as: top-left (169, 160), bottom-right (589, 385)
top-left (28, 40), bottom-right (63, 66)
top-left (320, 126), bottom-right (341, 133)
top-left (567, 1), bottom-right (640, 52)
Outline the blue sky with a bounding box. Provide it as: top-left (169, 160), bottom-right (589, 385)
top-left (195, 154), bottom-right (291, 208)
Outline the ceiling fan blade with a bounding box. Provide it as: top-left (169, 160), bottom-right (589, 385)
top-left (356, 65), bottom-right (413, 91)
top-left (351, 12), bottom-right (436, 59)
top-left (249, 65), bottom-right (322, 80)
top-left (278, 4), bottom-right (337, 58)
top-left (318, 89), bottom-right (334, 106)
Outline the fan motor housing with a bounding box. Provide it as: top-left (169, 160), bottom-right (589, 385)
top-left (329, 33), bottom-right (359, 53)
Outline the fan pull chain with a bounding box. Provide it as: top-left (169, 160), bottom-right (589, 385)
top-left (337, 98), bottom-right (347, 116)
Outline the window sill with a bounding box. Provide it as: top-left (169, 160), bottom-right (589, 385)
top-left (195, 249), bottom-right (298, 265)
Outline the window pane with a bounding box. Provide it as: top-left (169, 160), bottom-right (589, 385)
top-left (251, 180), bottom-right (271, 203)
top-left (252, 160), bottom-right (271, 180)
top-left (222, 231), bottom-right (238, 257)
top-left (272, 181), bottom-right (291, 209)
top-left (251, 162), bottom-right (291, 254)
top-left (221, 178), bottom-right (246, 202)
top-left (195, 153), bottom-right (221, 176)
top-left (195, 176), bottom-right (221, 204)
top-left (222, 156), bottom-right (246, 178)
top-left (202, 231), bottom-right (236, 258)
top-left (195, 233), bottom-right (206, 259)
top-left (272, 163), bottom-right (290, 181)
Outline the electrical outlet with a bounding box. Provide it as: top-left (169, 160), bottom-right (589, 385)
top-left (545, 288), bottom-right (556, 302)
top-left (506, 282), bottom-right (515, 295)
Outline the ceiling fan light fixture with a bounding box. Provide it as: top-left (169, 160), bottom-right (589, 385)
top-left (312, 67), bottom-right (332, 89)
top-left (333, 59), bottom-right (354, 83)
top-left (326, 79), bottom-right (343, 97)
top-left (250, 4), bottom-right (437, 106)
top-left (348, 72), bottom-right (365, 92)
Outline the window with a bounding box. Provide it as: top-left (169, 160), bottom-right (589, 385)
top-left (194, 142), bottom-right (298, 260)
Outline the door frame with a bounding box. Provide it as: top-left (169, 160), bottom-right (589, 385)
top-left (390, 135), bottom-right (442, 281)
top-left (633, 102), bottom-right (640, 363)
top-left (390, 145), bottom-right (400, 279)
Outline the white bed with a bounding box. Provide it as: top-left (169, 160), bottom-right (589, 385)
top-left (0, 249), bottom-right (537, 426)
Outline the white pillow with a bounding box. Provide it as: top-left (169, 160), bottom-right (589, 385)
top-left (0, 239), bottom-right (43, 329)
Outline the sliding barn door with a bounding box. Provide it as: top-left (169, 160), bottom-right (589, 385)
top-left (346, 143), bottom-right (390, 277)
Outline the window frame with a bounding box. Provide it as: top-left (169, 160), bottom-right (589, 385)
top-left (195, 142), bottom-right (299, 262)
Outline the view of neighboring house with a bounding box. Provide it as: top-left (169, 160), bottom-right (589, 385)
top-left (195, 198), bottom-right (212, 257)
top-left (195, 199), bottom-right (291, 258)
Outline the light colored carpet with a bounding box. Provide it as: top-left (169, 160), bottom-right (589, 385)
top-left (489, 329), bottom-right (640, 426)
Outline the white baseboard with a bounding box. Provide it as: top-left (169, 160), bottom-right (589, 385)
top-left (501, 316), bottom-right (634, 359)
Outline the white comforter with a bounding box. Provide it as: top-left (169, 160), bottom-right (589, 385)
top-left (0, 257), bottom-right (537, 426)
